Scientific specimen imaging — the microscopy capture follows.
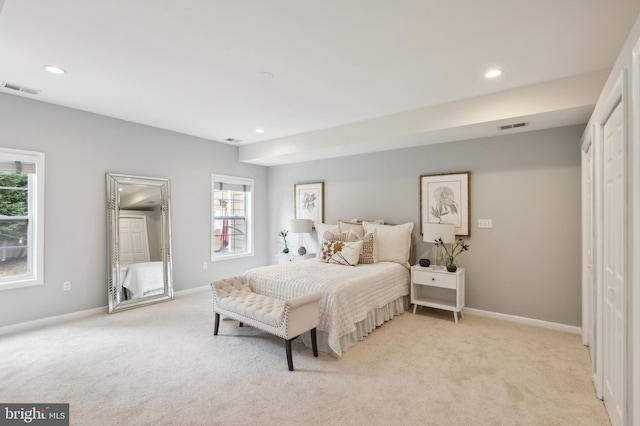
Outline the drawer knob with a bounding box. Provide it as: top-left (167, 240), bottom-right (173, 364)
top-left (432, 278), bottom-right (435, 281)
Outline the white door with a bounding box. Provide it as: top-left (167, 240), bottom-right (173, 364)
top-left (128, 217), bottom-right (151, 263)
top-left (119, 216), bottom-right (151, 265)
top-left (602, 101), bottom-right (626, 426)
top-left (119, 218), bottom-right (133, 265)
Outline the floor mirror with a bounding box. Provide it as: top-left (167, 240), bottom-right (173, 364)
top-left (106, 173), bottom-right (173, 313)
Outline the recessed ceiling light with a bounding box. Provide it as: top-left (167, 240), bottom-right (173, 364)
top-left (255, 128), bottom-right (265, 133)
top-left (485, 69), bottom-right (503, 79)
top-left (44, 65), bottom-right (66, 74)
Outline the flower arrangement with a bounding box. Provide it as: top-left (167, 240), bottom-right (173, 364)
top-left (279, 229), bottom-right (289, 253)
top-left (434, 237), bottom-right (469, 272)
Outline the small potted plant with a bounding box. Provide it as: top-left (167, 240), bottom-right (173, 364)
top-left (434, 237), bottom-right (469, 272)
top-left (279, 229), bottom-right (289, 253)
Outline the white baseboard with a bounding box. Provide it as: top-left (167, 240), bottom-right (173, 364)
top-left (0, 306), bottom-right (108, 336)
top-left (2, 289), bottom-right (578, 337)
top-left (463, 307), bottom-right (582, 334)
top-left (0, 286), bottom-right (210, 336)
top-left (174, 285), bottom-right (209, 295)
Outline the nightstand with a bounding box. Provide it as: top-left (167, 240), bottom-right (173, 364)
top-left (278, 252), bottom-right (316, 264)
top-left (410, 266), bottom-right (465, 323)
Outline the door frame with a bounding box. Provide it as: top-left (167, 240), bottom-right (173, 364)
top-left (581, 126), bottom-right (594, 349)
top-left (630, 38), bottom-right (640, 426)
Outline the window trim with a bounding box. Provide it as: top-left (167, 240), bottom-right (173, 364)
top-left (211, 174), bottom-right (253, 261)
top-left (0, 147), bottom-right (45, 290)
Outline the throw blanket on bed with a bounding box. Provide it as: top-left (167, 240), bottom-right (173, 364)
top-left (245, 259), bottom-right (409, 355)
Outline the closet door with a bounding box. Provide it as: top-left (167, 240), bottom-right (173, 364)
top-left (119, 216), bottom-right (151, 265)
top-left (602, 100), bottom-right (626, 426)
top-left (119, 218), bottom-right (134, 265)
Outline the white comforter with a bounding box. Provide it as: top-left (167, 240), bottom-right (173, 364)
top-left (245, 259), bottom-right (410, 355)
top-left (121, 261), bottom-right (164, 298)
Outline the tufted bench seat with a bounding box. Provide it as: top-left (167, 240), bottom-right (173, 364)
top-left (211, 275), bottom-right (322, 371)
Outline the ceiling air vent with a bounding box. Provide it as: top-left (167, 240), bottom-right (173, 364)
top-left (499, 122), bottom-right (528, 130)
top-left (1, 81), bottom-right (40, 95)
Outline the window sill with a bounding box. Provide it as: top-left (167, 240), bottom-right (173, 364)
top-left (212, 252), bottom-right (253, 262)
top-left (0, 277), bottom-right (44, 291)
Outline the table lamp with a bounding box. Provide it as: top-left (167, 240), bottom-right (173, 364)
top-left (290, 219), bottom-right (313, 255)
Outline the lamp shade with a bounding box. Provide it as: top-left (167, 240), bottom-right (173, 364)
top-left (423, 222), bottom-right (455, 244)
top-left (290, 219), bottom-right (313, 233)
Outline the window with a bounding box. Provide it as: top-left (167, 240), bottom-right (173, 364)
top-left (211, 174), bottom-right (253, 261)
top-left (0, 148), bottom-right (44, 289)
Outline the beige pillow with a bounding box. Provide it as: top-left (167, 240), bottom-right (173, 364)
top-left (327, 230), bottom-right (376, 264)
top-left (362, 221), bottom-right (413, 268)
top-left (338, 219), bottom-right (383, 238)
top-left (319, 239), bottom-right (363, 266)
top-left (347, 229), bottom-right (377, 264)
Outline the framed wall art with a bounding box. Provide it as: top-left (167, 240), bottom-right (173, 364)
top-left (420, 172), bottom-right (470, 237)
top-left (294, 182), bottom-right (324, 225)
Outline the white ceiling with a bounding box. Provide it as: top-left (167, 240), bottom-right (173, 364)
top-left (0, 1), bottom-right (638, 165)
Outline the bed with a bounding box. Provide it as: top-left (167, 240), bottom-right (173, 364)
top-left (245, 220), bottom-right (414, 356)
top-left (121, 261), bottom-right (165, 299)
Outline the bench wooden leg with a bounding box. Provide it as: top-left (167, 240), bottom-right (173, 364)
top-left (286, 339), bottom-right (294, 371)
top-left (311, 328), bottom-right (318, 357)
top-left (214, 313), bottom-right (220, 336)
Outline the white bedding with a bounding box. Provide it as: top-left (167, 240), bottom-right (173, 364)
top-left (121, 261), bottom-right (165, 298)
top-left (245, 259), bottom-right (410, 356)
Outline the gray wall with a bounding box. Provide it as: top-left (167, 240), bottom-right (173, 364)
top-left (0, 89), bottom-right (583, 328)
top-left (0, 93), bottom-right (268, 327)
top-left (268, 125), bottom-right (583, 326)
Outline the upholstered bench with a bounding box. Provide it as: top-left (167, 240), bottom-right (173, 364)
top-left (211, 276), bottom-right (322, 371)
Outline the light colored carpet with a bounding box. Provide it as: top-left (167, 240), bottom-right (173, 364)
top-left (0, 288), bottom-right (609, 426)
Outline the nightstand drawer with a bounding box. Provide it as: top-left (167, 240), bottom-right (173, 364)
top-left (412, 270), bottom-right (457, 290)
top-left (278, 253), bottom-right (315, 264)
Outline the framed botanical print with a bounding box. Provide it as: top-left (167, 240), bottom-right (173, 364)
top-left (294, 182), bottom-right (324, 225)
top-left (420, 172), bottom-right (470, 237)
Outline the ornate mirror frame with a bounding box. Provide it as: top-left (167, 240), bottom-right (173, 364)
top-left (106, 173), bottom-right (173, 313)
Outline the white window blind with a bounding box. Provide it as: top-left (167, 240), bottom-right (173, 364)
top-left (211, 174), bottom-right (253, 261)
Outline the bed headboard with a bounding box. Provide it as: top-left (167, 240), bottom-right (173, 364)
top-left (409, 233), bottom-right (416, 267)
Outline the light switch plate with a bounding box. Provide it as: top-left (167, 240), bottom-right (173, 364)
top-left (478, 219), bottom-right (493, 228)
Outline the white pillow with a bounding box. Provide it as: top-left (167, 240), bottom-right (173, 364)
top-left (314, 222), bottom-right (340, 252)
top-left (319, 239), bottom-right (363, 266)
top-left (362, 221), bottom-right (413, 268)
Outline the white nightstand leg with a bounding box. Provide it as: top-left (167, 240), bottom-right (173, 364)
top-left (413, 304), bottom-right (417, 315)
top-left (460, 310), bottom-right (464, 318)
top-left (454, 311), bottom-right (458, 324)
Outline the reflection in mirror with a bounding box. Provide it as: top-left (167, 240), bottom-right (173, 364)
top-left (106, 173), bottom-right (173, 313)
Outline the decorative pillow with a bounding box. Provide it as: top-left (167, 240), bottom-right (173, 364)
top-left (314, 222), bottom-right (340, 252)
top-left (319, 239), bottom-right (363, 266)
top-left (347, 229), bottom-right (377, 264)
top-left (338, 219), bottom-right (383, 238)
top-left (362, 221), bottom-right (414, 268)
top-left (323, 230), bottom-right (358, 243)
